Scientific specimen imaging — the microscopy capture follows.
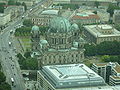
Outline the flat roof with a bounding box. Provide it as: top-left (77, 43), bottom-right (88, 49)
top-left (84, 24), bottom-right (120, 38)
top-left (40, 64), bottom-right (105, 88)
top-left (41, 10), bottom-right (59, 15)
top-left (94, 63), bottom-right (107, 67)
top-left (113, 63), bottom-right (120, 73)
top-left (110, 76), bottom-right (120, 80)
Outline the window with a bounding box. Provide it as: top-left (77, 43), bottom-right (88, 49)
top-left (40, 78), bottom-right (43, 87)
top-left (48, 87), bottom-right (52, 90)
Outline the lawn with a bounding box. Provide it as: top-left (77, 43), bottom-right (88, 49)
top-left (19, 37), bottom-right (31, 51)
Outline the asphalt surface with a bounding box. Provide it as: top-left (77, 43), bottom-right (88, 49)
top-left (0, 0), bottom-right (50, 90)
top-left (0, 18), bottom-right (25, 90)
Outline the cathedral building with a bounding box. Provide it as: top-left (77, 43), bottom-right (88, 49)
top-left (31, 16), bottom-right (85, 68)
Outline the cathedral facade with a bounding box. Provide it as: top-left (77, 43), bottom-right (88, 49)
top-left (31, 17), bottom-right (85, 67)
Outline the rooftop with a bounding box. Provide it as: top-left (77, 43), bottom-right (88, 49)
top-left (94, 62), bottom-right (120, 73)
top-left (72, 13), bottom-right (99, 20)
top-left (110, 76), bottom-right (120, 80)
top-left (113, 63), bottom-right (120, 73)
top-left (84, 24), bottom-right (120, 37)
top-left (41, 10), bottom-right (59, 15)
top-left (94, 63), bottom-right (107, 67)
top-left (40, 64), bottom-right (105, 88)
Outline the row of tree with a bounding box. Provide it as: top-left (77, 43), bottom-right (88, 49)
top-left (101, 55), bottom-right (120, 64)
top-left (84, 41), bottom-right (120, 56)
top-left (0, 63), bottom-right (11, 90)
top-left (0, 3), bottom-right (6, 13)
top-left (54, 4), bottom-right (79, 10)
top-left (17, 52), bottom-right (38, 70)
top-left (14, 27), bottom-right (31, 36)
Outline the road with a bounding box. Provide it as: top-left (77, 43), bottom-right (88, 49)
top-left (0, 18), bottom-right (25, 90)
top-left (0, 0), bottom-right (52, 90)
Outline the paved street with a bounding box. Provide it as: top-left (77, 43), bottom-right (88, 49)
top-left (0, 0), bottom-right (51, 90)
top-left (0, 18), bottom-right (25, 90)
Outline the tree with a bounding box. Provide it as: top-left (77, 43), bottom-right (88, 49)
top-left (15, 2), bottom-right (21, 6)
top-left (84, 44), bottom-right (97, 56)
top-left (0, 63), bottom-right (1, 70)
top-left (107, 4), bottom-right (120, 17)
top-left (23, 19), bottom-right (33, 27)
top-left (101, 55), bottom-right (110, 62)
top-left (0, 3), bottom-right (5, 13)
top-left (77, 23), bottom-right (83, 34)
top-left (24, 51), bottom-right (31, 58)
top-left (94, 1), bottom-right (100, 8)
top-left (15, 27), bottom-right (31, 36)
top-left (8, 0), bottom-right (16, 5)
top-left (0, 82), bottom-right (11, 90)
top-left (22, 2), bottom-right (27, 11)
top-left (23, 58), bottom-right (38, 70)
top-left (114, 24), bottom-right (120, 31)
top-left (93, 11), bottom-right (97, 14)
top-left (0, 72), bottom-right (6, 83)
top-left (17, 53), bottom-right (25, 64)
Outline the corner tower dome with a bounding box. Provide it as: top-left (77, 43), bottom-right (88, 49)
top-left (49, 17), bottom-right (71, 33)
top-left (31, 25), bottom-right (40, 34)
top-left (71, 23), bottom-right (79, 31)
top-left (32, 25), bottom-right (39, 31)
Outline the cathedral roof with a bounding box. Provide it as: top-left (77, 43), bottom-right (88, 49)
top-left (49, 17), bottom-right (71, 33)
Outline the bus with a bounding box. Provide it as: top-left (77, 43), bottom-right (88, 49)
top-left (11, 78), bottom-right (15, 86)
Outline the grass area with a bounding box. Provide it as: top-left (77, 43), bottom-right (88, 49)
top-left (83, 56), bottom-right (104, 67)
top-left (19, 37), bottom-right (31, 51)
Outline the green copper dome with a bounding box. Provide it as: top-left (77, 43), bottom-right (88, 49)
top-left (32, 25), bottom-right (39, 31)
top-left (71, 23), bottom-right (79, 30)
top-left (49, 17), bottom-right (71, 33)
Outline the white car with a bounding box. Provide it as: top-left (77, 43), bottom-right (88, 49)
top-left (9, 42), bottom-right (12, 46)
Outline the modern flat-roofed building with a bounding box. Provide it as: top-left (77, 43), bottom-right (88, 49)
top-left (92, 62), bottom-right (120, 86)
top-left (83, 24), bottom-right (120, 44)
top-left (37, 64), bottom-right (106, 90)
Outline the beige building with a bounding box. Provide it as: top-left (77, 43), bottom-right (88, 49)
top-left (4, 6), bottom-right (25, 20)
top-left (92, 62), bottom-right (120, 86)
top-left (37, 64), bottom-right (106, 90)
top-left (31, 17), bottom-right (85, 67)
top-left (83, 24), bottom-right (120, 44)
top-left (29, 10), bottom-right (59, 26)
top-left (0, 13), bottom-right (10, 26)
